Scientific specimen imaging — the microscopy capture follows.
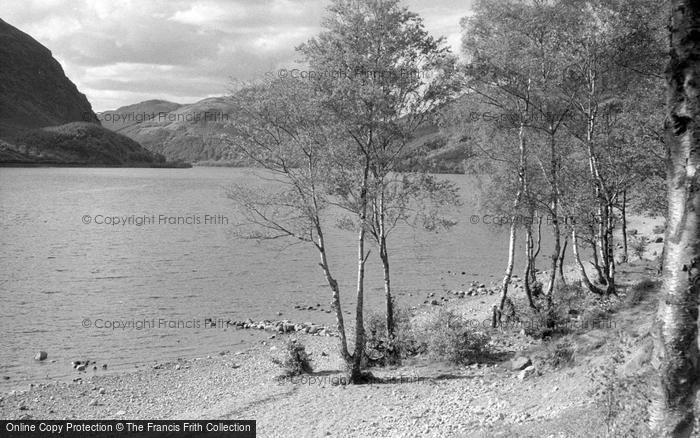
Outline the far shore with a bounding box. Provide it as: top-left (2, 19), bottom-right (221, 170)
top-left (0, 162), bottom-right (192, 168)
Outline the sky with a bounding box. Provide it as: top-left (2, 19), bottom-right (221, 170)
top-left (1, 0), bottom-right (473, 112)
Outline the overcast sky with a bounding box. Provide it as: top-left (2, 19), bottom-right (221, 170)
top-left (1, 0), bottom-right (472, 111)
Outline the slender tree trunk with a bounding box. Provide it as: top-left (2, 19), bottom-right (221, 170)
top-left (311, 170), bottom-right (351, 364)
top-left (605, 203), bottom-right (616, 295)
top-left (596, 201), bottom-right (613, 291)
top-left (496, 220), bottom-right (518, 327)
top-left (590, 235), bottom-right (607, 284)
top-left (621, 189), bottom-right (628, 263)
top-left (572, 228), bottom-right (604, 295)
top-left (316, 230), bottom-right (351, 363)
top-left (557, 235), bottom-right (568, 285)
top-left (523, 223), bottom-right (538, 310)
top-left (377, 189), bottom-right (394, 340)
top-left (546, 218), bottom-right (560, 300)
top-left (380, 238), bottom-right (393, 338)
top-left (496, 110), bottom-right (528, 325)
top-left (545, 132), bottom-right (560, 303)
top-left (650, 2), bottom-right (700, 434)
top-left (350, 158), bottom-right (371, 383)
top-left (531, 213), bottom-right (542, 283)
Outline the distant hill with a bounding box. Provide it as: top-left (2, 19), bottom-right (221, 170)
top-left (101, 95), bottom-right (473, 171)
top-left (99, 97), bottom-right (245, 164)
top-left (0, 19), bottom-right (176, 167)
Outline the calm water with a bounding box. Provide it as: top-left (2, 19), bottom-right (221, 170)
top-left (0, 167), bottom-right (550, 389)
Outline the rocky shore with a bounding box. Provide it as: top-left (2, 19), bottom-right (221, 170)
top-left (0, 257), bottom-right (663, 437)
top-left (0, 215), bottom-right (667, 436)
top-left (228, 318), bottom-right (338, 337)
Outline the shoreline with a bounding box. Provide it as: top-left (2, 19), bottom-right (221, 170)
top-left (0, 213), bottom-right (665, 394)
top-left (0, 215), bottom-right (666, 436)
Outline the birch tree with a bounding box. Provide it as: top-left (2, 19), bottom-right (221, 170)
top-left (298, 0), bottom-right (455, 377)
top-left (650, 0), bottom-right (700, 434)
top-left (224, 78), bottom-right (353, 365)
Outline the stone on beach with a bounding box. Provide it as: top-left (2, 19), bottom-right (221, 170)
top-left (34, 351), bottom-right (48, 361)
top-left (510, 356), bottom-right (532, 371)
top-left (518, 366), bottom-right (536, 380)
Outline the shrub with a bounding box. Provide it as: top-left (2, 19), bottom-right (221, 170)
top-left (412, 308), bottom-right (491, 364)
top-left (272, 340), bottom-right (312, 376)
top-left (511, 281), bottom-right (597, 339)
top-left (364, 305), bottom-right (419, 367)
top-left (630, 236), bottom-right (649, 260)
top-left (524, 304), bottom-right (568, 339)
top-left (542, 340), bottom-right (575, 369)
top-left (587, 348), bottom-right (653, 436)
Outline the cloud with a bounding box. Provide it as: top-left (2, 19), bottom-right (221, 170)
top-left (0, 0), bottom-right (472, 111)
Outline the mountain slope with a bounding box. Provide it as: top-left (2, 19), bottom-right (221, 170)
top-left (0, 19), bottom-right (174, 167)
top-left (0, 18), bottom-right (98, 130)
top-left (100, 97), bottom-right (242, 163)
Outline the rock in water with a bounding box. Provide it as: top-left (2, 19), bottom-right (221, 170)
top-left (34, 351), bottom-right (47, 361)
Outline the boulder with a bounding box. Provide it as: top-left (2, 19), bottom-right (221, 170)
top-left (518, 365), bottom-right (536, 380)
top-left (510, 356), bottom-right (532, 371)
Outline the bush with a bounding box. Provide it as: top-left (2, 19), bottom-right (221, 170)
top-left (542, 340), bottom-right (575, 369)
top-left (587, 348), bottom-right (653, 436)
top-left (630, 236), bottom-right (649, 260)
top-left (524, 303), bottom-right (569, 339)
top-left (272, 340), bottom-right (313, 376)
top-left (364, 305), bottom-right (419, 367)
top-left (412, 308), bottom-right (491, 364)
top-left (513, 281), bottom-right (607, 339)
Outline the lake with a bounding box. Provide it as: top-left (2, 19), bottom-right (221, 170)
top-left (0, 167), bottom-right (551, 388)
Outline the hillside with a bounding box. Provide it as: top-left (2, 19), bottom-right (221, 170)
top-left (101, 96), bottom-right (474, 170)
top-left (100, 97), bottom-right (245, 164)
top-left (3, 122), bottom-right (170, 166)
top-left (0, 19), bottom-right (174, 167)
